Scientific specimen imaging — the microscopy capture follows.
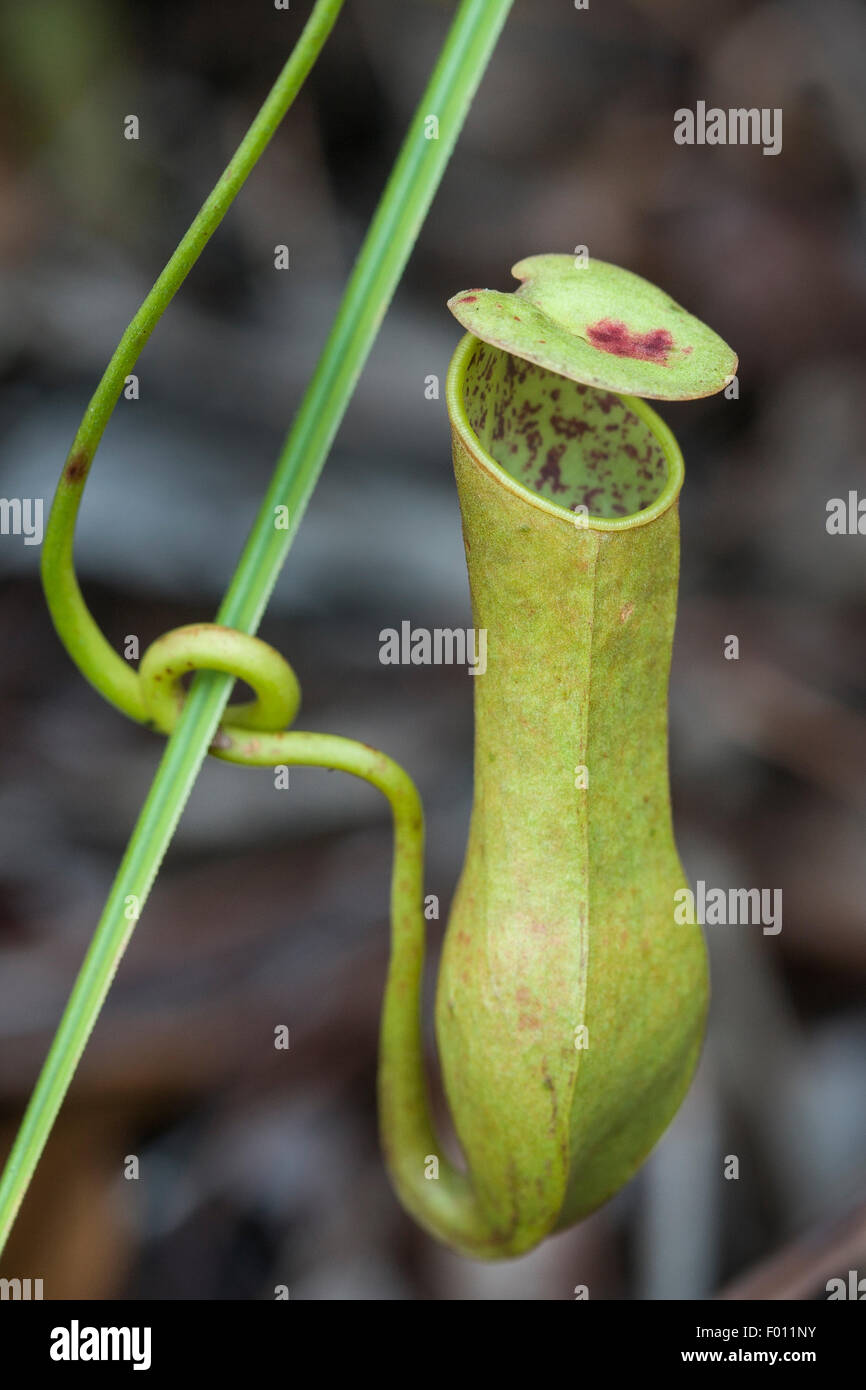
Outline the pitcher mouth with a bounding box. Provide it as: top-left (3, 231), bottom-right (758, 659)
top-left (446, 332), bottom-right (685, 532)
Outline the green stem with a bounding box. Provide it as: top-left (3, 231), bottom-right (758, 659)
top-left (0, 0), bottom-right (513, 1259)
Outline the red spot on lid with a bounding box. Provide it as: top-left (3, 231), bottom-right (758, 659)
top-left (586, 318), bottom-right (674, 366)
top-left (459, 294), bottom-right (478, 303)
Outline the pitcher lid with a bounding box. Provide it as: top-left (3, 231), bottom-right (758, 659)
top-left (447, 254), bottom-right (737, 402)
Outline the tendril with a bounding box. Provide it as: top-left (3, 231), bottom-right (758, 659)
top-left (2, 0), bottom-right (517, 1260)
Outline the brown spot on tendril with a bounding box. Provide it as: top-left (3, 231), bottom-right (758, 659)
top-left (64, 451), bottom-right (89, 484)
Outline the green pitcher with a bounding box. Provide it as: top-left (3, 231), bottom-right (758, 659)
top-left (378, 254), bottom-right (737, 1258)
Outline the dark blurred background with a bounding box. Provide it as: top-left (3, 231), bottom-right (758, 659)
top-left (0, 0), bottom-right (864, 1300)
